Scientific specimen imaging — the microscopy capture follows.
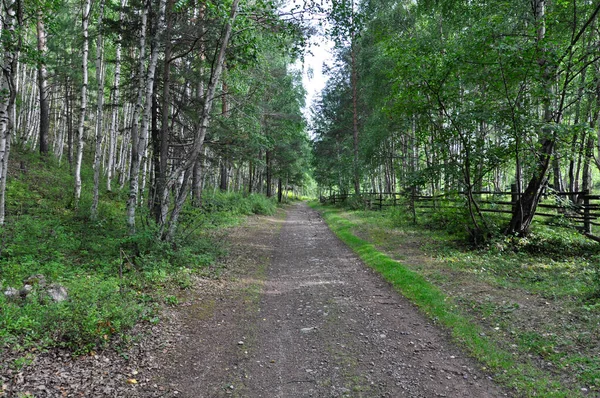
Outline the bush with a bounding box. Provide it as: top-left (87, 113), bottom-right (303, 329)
top-left (248, 194), bottom-right (276, 215)
top-left (0, 150), bottom-right (279, 354)
top-left (0, 275), bottom-right (144, 353)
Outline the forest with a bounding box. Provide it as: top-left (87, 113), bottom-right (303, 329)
top-left (0, 0), bottom-right (312, 239)
top-left (313, 0), bottom-right (600, 240)
top-left (2, 0), bottom-right (600, 395)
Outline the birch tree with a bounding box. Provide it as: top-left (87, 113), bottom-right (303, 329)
top-left (0, 0), bottom-right (20, 224)
top-left (73, 0), bottom-right (91, 208)
top-left (36, 8), bottom-right (49, 156)
top-left (106, 0), bottom-right (126, 192)
top-left (91, 0), bottom-right (106, 220)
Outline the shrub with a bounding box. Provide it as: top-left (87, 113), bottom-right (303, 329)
top-left (0, 275), bottom-right (144, 353)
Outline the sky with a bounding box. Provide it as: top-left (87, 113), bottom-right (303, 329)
top-left (299, 36), bottom-right (334, 118)
top-left (281, 0), bottom-right (335, 121)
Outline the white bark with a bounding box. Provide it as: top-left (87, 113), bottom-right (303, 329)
top-left (36, 10), bottom-right (49, 155)
top-left (91, 0), bottom-right (106, 220)
top-left (126, 5), bottom-right (148, 232)
top-left (107, 0), bottom-right (126, 193)
top-left (74, 0), bottom-right (91, 208)
top-left (0, 0), bottom-right (18, 224)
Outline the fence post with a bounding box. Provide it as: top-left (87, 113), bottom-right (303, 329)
top-left (379, 192), bottom-right (383, 210)
top-left (583, 189), bottom-right (591, 234)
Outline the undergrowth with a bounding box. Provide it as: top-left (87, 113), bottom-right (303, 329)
top-left (0, 150), bottom-right (276, 354)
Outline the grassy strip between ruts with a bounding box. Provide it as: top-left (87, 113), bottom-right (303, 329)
top-left (309, 202), bottom-right (574, 398)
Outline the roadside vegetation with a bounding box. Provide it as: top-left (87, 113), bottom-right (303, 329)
top-left (0, 151), bottom-right (277, 356)
top-left (313, 200), bottom-right (600, 397)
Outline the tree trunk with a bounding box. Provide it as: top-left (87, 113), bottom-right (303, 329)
top-left (582, 132), bottom-right (593, 194)
top-left (150, 78), bottom-right (159, 211)
top-left (127, 0), bottom-right (167, 234)
top-left (192, 157), bottom-right (203, 206)
top-left (219, 80), bottom-right (229, 192)
top-left (36, 10), bottom-right (49, 157)
top-left (277, 178), bottom-right (282, 203)
top-left (153, 0), bottom-right (173, 222)
top-left (91, 0), bottom-right (106, 220)
top-left (107, 0), bottom-right (126, 192)
top-left (74, 0), bottom-right (91, 209)
top-left (126, 7), bottom-right (147, 232)
top-left (219, 160), bottom-right (228, 191)
top-left (594, 64), bottom-right (600, 175)
top-left (0, 0), bottom-right (19, 225)
top-left (190, 9), bottom-right (206, 208)
top-left (266, 150), bottom-right (272, 197)
top-left (248, 160), bottom-right (253, 194)
top-left (66, 78), bottom-right (73, 167)
top-left (351, 35), bottom-right (360, 195)
top-left (505, 0), bottom-right (555, 236)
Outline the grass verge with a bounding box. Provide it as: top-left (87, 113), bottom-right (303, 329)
top-left (310, 202), bottom-right (577, 397)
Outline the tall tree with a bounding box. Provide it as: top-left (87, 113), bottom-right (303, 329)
top-left (91, 0), bottom-right (106, 220)
top-left (73, 0), bottom-right (91, 208)
top-left (36, 7), bottom-right (49, 156)
top-left (0, 0), bottom-right (21, 224)
top-left (160, 0), bottom-right (240, 241)
top-left (127, 0), bottom-right (167, 233)
top-left (328, 0), bottom-right (363, 195)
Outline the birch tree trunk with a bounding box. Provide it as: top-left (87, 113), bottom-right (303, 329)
top-left (36, 10), bottom-right (49, 156)
top-left (0, 0), bottom-right (19, 225)
top-left (66, 79), bottom-right (73, 167)
top-left (91, 0), bottom-right (106, 220)
top-left (106, 0), bottom-right (126, 192)
top-left (73, 0), bottom-right (91, 208)
top-left (126, 7), bottom-right (148, 232)
top-left (219, 80), bottom-right (229, 192)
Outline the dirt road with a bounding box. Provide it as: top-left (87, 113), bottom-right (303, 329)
top-left (148, 203), bottom-right (508, 397)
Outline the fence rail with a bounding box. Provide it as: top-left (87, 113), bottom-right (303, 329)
top-left (320, 189), bottom-right (600, 241)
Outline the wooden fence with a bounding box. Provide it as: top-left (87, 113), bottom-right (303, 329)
top-left (320, 188), bottom-right (600, 240)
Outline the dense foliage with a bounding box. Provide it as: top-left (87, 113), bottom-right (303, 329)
top-left (0, 0), bottom-right (312, 238)
top-left (0, 151), bottom-right (277, 352)
top-left (312, 0), bottom-right (600, 238)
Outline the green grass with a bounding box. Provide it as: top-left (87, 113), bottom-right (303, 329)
top-left (310, 201), bottom-right (579, 397)
top-left (0, 150), bottom-right (277, 355)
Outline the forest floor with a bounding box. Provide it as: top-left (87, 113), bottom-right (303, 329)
top-left (2, 202), bottom-right (509, 397)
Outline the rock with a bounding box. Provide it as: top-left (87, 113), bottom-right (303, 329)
top-left (3, 286), bottom-right (19, 300)
top-left (46, 284), bottom-right (68, 302)
top-left (20, 284), bottom-right (33, 298)
top-left (23, 274), bottom-right (47, 288)
top-left (237, 341), bottom-right (244, 346)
